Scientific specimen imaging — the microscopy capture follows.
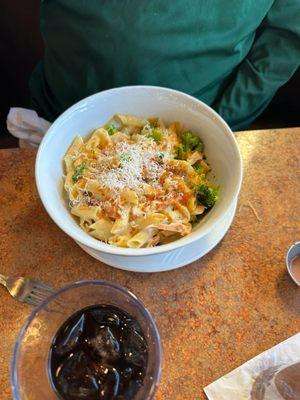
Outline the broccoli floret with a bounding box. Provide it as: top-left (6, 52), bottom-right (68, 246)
top-left (182, 131), bottom-right (204, 153)
top-left (193, 163), bottom-right (203, 173)
top-left (148, 127), bottom-right (163, 143)
top-left (196, 184), bottom-right (219, 208)
top-left (72, 161), bottom-right (88, 183)
top-left (176, 131), bottom-right (204, 160)
top-left (176, 144), bottom-right (188, 160)
top-left (182, 131), bottom-right (199, 149)
top-left (196, 141), bottom-right (204, 152)
top-left (106, 124), bottom-right (118, 135)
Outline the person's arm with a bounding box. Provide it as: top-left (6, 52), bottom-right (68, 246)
top-left (213, 0), bottom-right (300, 131)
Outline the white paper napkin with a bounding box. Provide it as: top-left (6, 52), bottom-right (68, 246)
top-left (6, 108), bottom-right (51, 148)
top-left (204, 332), bottom-right (300, 400)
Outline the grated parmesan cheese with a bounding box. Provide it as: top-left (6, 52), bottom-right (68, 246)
top-left (97, 142), bottom-right (165, 191)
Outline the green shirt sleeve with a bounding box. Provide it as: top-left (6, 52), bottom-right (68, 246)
top-left (214, 0), bottom-right (300, 131)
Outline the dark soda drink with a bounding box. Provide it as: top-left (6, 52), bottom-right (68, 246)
top-left (49, 305), bottom-right (148, 400)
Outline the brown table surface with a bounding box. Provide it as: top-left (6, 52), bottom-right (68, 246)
top-left (1, 128), bottom-right (300, 399)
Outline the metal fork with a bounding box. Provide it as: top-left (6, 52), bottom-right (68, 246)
top-left (0, 274), bottom-right (54, 306)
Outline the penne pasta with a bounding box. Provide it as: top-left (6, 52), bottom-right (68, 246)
top-left (115, 114), bottom-right (149, 127)
top-left (110, 132), bottom-right (129, 143)
top-left (127, 227), bottom-right (157, 248)
top-left (86, 131), bottom-right (100, 150)
top-left (111, 215), bottom-right (129, 235)
top-left (109, 233), bottom-right (132, 247)
top-left (65, 135), bottom-right (83, 157)
top-left (187, 151), bottom-right (202, 165)
top-left (167, 159), bottom-right (195, 175)
top-left (136, 213), bottom-right (168, 230)
top-left (64, 136), bottom-right (84, 171)
top-left (89, 219), bottom-right (113, 242)
top-left (121, 189), bottom-right (139, 206)
top-left (71, 205), bottom-right (99, 220)
top-left (63, 114), bottom-right (219, 248)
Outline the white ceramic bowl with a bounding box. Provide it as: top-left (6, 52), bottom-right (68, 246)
top-left (36, 86), bottom-right (242, 271)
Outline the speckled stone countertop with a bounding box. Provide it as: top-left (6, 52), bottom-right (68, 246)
top-left (0, 128), bottom-right (300, 399)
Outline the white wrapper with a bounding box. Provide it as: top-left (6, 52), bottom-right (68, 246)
top-left (204, 333), bottom-right (300, 400)
top-left (6, 108), bottom-right (51, 148)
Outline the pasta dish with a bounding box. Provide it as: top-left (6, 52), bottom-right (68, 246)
top-left (63, 114), bottom-right (219, 248)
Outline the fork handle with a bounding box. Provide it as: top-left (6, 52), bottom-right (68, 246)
top-left (0, 274), bottom-right (8, 287)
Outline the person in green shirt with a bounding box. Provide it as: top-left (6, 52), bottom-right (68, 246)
top-left (30, 0), bottom-right (300, 131)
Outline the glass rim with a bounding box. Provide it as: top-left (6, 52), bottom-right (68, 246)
top-left (11, 279), bottom-right (162, 400)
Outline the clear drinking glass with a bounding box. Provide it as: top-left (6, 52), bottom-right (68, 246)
top-left (11, 280), bottom-right (162, 400)
top-left (251, 362), bottom-right (300, 400)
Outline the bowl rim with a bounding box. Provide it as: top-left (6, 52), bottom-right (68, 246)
top-left (35, 85), bottom-right (243, 256)
top-left (11, 279), bottom-right (162, 399)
